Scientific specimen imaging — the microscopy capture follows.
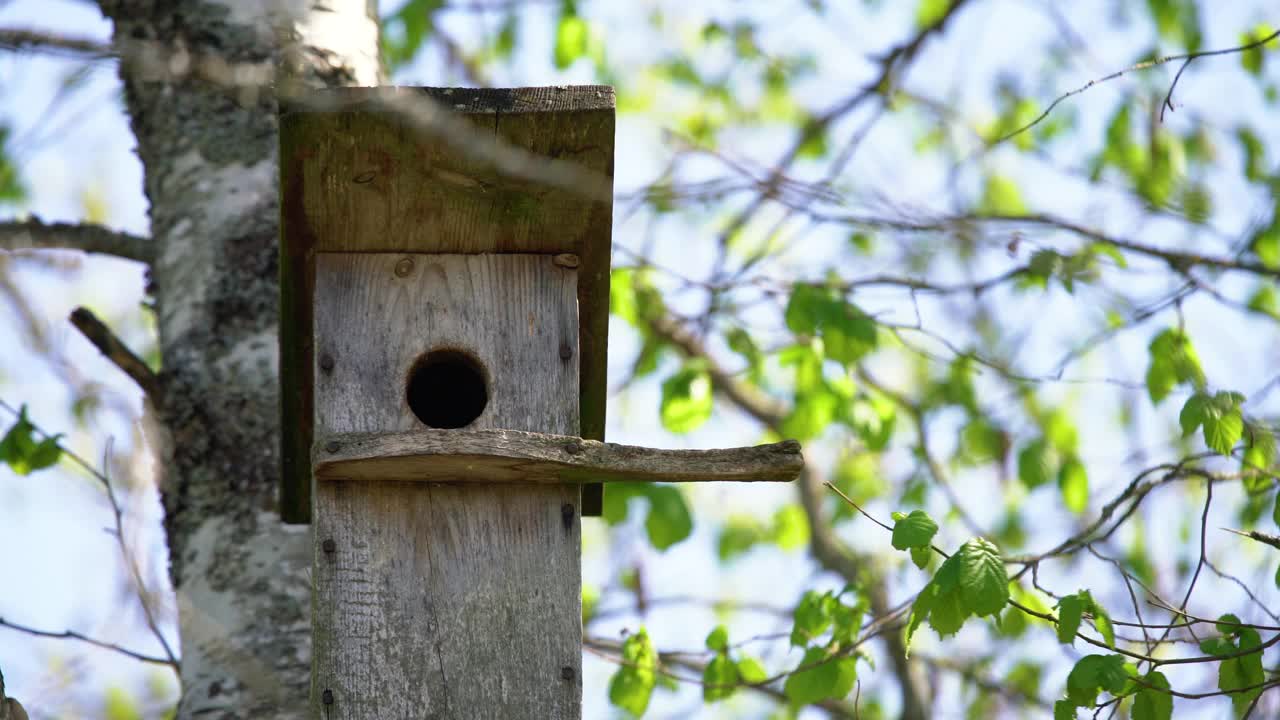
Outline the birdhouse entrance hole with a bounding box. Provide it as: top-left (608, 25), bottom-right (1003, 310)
top-left (406, 349), bottom-right (488, 429)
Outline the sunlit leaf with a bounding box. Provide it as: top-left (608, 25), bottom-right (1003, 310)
top-left (783, 646), bottom-right (857, 706)
top-left (1132, 671), bottom-right (1173, 720)
top-left (891, 510), bottom-right (938, 551)
top-left (978, 174), bottom-right (1028, 216)
top-left (609, 629), bottom-right (657, 716)
top-left (703, 652), bottom-right (737, 702)
top-left (1058, 456), bottom-right (1088, 515)
top-left (660, 364), bottom-right (713, 433)
top-left (957, 537), bottom-right (1008, 616)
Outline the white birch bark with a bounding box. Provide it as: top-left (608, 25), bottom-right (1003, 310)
top-left (93, 1), bottom-right (382, 715)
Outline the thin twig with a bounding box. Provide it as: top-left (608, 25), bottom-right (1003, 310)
top-left (99, 439), bottom-right (180, 671)
top-left (0, 401), bottom-right (179, 672)
top-left (0, 616), bottom-right (174, 667)
top-left (997, 28), bottom-right (1280, 143)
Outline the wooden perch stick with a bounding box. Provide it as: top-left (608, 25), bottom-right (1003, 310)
top-left (314, 429), bottom-right (803, 485)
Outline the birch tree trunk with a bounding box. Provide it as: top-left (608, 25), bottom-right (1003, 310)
top-left (94, 1), bottom-right (382, 716)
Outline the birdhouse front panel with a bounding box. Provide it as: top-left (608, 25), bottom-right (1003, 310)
top-left (312, 253), bottom-right (580, 439)
top-left (309, 251), bottom-right (583, 718)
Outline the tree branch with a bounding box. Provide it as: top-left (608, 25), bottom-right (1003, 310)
top-left (68, 307), bottom-right (163, 406)
top-left (0, 218), bottom-right (152, 264)
top-left (645, 312), bottom-right (932, 720)
top-left (0, 27), bottom-right (112, 58)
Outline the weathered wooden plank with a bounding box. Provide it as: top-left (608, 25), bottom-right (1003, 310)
top-left (311, 253), bottom-right (582, 719)
top-left (314, 429), bottom-right (803, 485)
top-left (279, 86), bottom-right (613, 522)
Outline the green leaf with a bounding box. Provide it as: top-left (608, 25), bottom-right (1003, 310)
top-left (910, 546), bottom-right (932, 569)
top-left (703, 652), bottom-right (737, 702)
top-left (957, 538), bottom-right (1009, 617)
top-left (381, 0), bottom-right (446, 70)
top-left (848, 394), bottom-right (896, 450)
top-left (785, 284), bottom-right (827, 335)
top-left (643, 486), bottom-right (693, 550)
top-left (959, 417), bottom-right (1006, 464)
top-left (1256, 219), bottom-right (1280, 270)
top-left (1215, 615), bottom-right (1265, 716)
top-left (1145, 328), bottom-right (1204, 403)
top-left (1017, 438), bottom-right (1057, 489)
top-left (823, 303), bottom-right (878, 365)
top-left (660, 364), bottom-right (713, 433)
top-left (1026, 250), bottom-right (1063, 289)
top-left (0, 406), bottom-right (63, 476)
top-left (978, 174), bottom-right (1028, 216)
top-left (1246, 283), bottom-right (1279, 319)
top-left (770, 504), bottom-right (810, 550)
top-left (1242, 425), bottom-right (1276, 491)
top-left (1058, 457), bottom-right (1089, 515)
top-left (604, 484), bottom-right (693, 551)
top-left (1237, 127), bottom-right (1267, 181)
top-left (926, 580), bottom-right (968, 636)
top-left (736, 655), bottom-right (768, 684)
top-left (1053, 699), bottom-right (1077, 720)
top-left (1179, 392), bottom-right (1208, 436)
top-left (104, 687), bottom-right (143, 720)
top-left (782, 388), bottom-right (838, 440)
top-left (790, 590), bottom-right (832, 647)
top-left (891, 510), bottom-right (939, 551)
top-left (717, 515), bottom-right (766, 562)
top-left (1202, 396), bottom-right (1244, 455)
top-left (1057, 592), bottom-right (1084, 644)
top-left (1147, 0), bottom-right (1202, 50)
top-left (783, 646), bottom-right (857, 706)
top-left (554, 12), bottom-right (589, 69)
top-left (609, 629), bottom-right (657, 716)
top-left (1065, 654), bottom-right (1128, 707)
top-left (849, 232), bottom-right (873, 254)
top-left (1132, 671), bottom-right (1172, 720)
top-left (706, 624), bottom-right (729, 652)
top-left (0, 126), bottom-right (25, 204)
top-left (1092, 601), bottom-right (1115, 650)
top-left (1240, 24), bottom-right (1278, 76)
top-left (915, 0), bottom-right (953, 29)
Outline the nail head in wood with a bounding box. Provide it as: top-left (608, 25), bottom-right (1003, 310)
top-left (559, 341), bottom-right (573, 361)
top-left (322, 538), bottom-right (336, 554)
top-left (322, 689), bottom-right (334, 705)
top-left (394, 257), bottom-right (414, 277)
top-left (560, 666), bottom-right (575, 681)
top-left (552, 253), bottom-right (580, 269)
top-left (319, 354), bottom-right (335, 373)
top-left (325, 440), bottom-right (341, 454)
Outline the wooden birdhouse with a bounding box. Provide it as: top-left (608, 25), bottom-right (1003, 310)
top-left (278, 87), bottom-right (801, 719)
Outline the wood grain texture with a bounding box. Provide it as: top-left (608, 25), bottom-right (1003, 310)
top-left (314, 429), bottom-right (803, 485)
top-left (311, 253), bottom-right (582, 719)
top-left (279, 86), bottom-right (614, 522)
